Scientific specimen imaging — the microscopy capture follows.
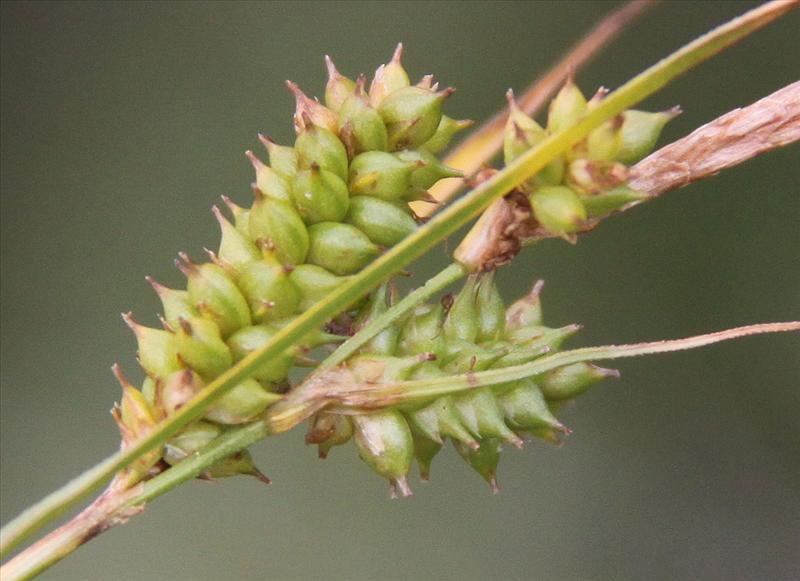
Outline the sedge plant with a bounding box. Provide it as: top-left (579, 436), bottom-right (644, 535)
top-left (1, 2), bottom-right (799, 579)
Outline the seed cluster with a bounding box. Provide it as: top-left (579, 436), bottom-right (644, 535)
top-left (304, 81), bottom-right (676, 497)
top-left (112, 45), bottom-right (468, 483)
top-left (505, 83), bottom-right (678, 240)
top-left (111, 48), bottom-right (673, 493)
top-left (307, 276), bottom-right (618, 497)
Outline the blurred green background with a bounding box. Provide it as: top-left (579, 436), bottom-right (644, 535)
top-left (2, 1), bottom-right (798, 579)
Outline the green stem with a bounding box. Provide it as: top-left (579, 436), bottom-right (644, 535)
top-left (335, 322), bottom-right (800, 406)
top-left (1, 0), bottom-right (794, 561)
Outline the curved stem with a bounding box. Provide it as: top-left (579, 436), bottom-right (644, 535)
top-left (2, 0), bottom-right (795, 562)
top-left (336, 322), bottom-right (800, 406)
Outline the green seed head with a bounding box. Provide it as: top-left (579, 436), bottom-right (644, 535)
top-left (203, 449), bottom-right (271, 483)
top-left (475, 272), bottom-right (505, 342)
top-left (288, 264), bottom-right (349, 312)
top-left (397, 302), bottom-right (446, 359)
top-left (212, 205), bottom-right (260, 272)
top-left (259, 134), bottom-right (299, 179)
top-left (529, 186), bottom-right (587, 238)
top-left (221, 195), bottom-right (251, 239)
top-left (146, 277), bottom-right (197, 329)
top-left (503, 89), bottom-right (564, 191)
top-left (287, 80), bottom-right (339, 134)
top-left (396, 148), bottom-right (462, 190)
top-left (453, 388), bottom-right (523, 448)
top-left (235, 252), bottom-right (301, 322)
top-left (503, 89), bottom-right (547, 165)
top-left (615, 108), bottom-right (679, 165)
top-left (338, 92), bottom-right (389, 154)
top-left (346, 196), bottom-right (417, 247)
top-left (294, 121), bottom-right (349, 181)
top-left (248, 192), bottom-right (309, 266)
top-left (454, 438), bottom-right (501, 493)
top-left (410, 394), bottom-right (479, 449)
top-left (324, 55), bottom-right (358, 113)
top-left (204, 378), bottom-right (281, 424)
top-left (584, 116), bottom-right (623, 161)
top-left (245, 150), bottom-right (292, 202)
top-left (537, 362), bottom-right (619, 400)
top-left (411, 430), bottom-right (442, 481)
top-left (290, 165), bottom-right (350, 225)
top-left (378, 85), bottom-right (453, 150)
top-left (547, 77), bottom-right (587, 134)
top-left (368, 43), bottom-right (411, 107)
top-left (111, 365), bottom-right (162, 478)
top-left (141, 376), bottom-right (157, 405)
top-left (442, 275), bottom-right (480, 343)
top-left (353, 283), bottom-right (399, 355)
top-left (174, 316), bottom-right (232, 380)
top-left (180, 257), bottom-right (252, 337)
top-left (348, 150), bottom-right (418, 201)
top-left (306, 222), bottom-right (379, 275)
top-left (421, 115), bottom-right (473, 154)
top-left (163, 421), bottom-right (221, 466)
top-left (122, 313), bottom-right (181, 378)
top-left (157, 368), bottom-right (203, 417)
top-left (113, 364), bottom-right (160, 435)
top-left (498, 378), bottom-right (567, 433)
top-left (226, 325), bottom-right (294, 383)
top-left (352, 410), bottom-right (414, 498)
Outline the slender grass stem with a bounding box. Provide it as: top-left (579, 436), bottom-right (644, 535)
top-left (335, 322), bottom-right (800, 406)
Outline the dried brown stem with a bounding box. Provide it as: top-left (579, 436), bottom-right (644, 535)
top-left (0, 479), bottom-right (143, 581)
top-left (629, 80), bottom-right (800, 195)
